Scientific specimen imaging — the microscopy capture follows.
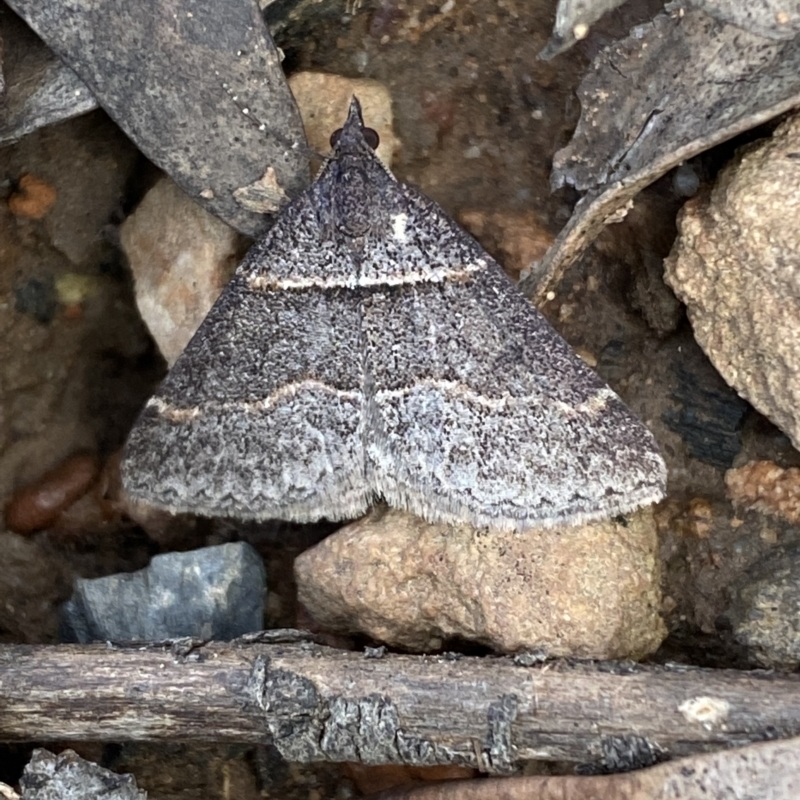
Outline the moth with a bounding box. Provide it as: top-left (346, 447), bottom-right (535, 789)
top-left (121, 98), bottom-right (666, 531)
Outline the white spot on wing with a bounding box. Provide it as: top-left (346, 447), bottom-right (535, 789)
top-left (391, 212), bottom-right (408, 243)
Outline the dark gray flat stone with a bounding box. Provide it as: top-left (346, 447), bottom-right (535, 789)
top-left (62, 541), bottom-right (266, 642)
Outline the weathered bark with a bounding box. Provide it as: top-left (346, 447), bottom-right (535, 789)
top-left (520, 7), bottom-right (800, 302)
top-left (1, 637), bottom-right (799, 772)
top-left (373, 736), bottom-right (800, 800)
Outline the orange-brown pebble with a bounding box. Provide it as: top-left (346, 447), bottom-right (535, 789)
top-left (7, 174), bottom-right (58, 219)
top-left (458, 209), bottom-right (554, 281)
top-left (62, 303), bottom-right (84, 321)
top-left (725, 460), bottom-right (800, 525)
top-left (4, 453), bottom-right (101, 534)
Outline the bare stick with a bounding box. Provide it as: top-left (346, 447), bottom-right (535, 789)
top-left (372, 737), bottom-right (800, 800)
top-left (1, 638), bottom-right (799, 771)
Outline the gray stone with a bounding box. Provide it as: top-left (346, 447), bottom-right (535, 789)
top-left (62, 542), bottom-right (266, 642)
top-left (20, 749), bottom-right (145, 800)
top-left (725, 545), bottom-right (800, 669)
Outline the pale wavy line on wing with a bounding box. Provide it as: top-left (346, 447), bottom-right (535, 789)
top-left (246, 259), bottom-right (486, 291)
top-left (148, 378), bottom-right (614, 423)
top-left (147, 380), bottom-right (363, 422)
top-left (375, 379), bottom-right (616, 417)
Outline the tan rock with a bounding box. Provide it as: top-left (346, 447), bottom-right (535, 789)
top-left (458, 210), bottom-right (554, 281)
top-left (726, 460), bottom-right (800, 524)
top-left (664, 112), bottom-right (800, 449)
top-left (295, 508), bottom-right (666, 658)
top-left (288, 72), bottom-right (399, 167)
top-left (120, 177), bottom-right (245, 365)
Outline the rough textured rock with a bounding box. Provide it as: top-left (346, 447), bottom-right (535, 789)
top-left (62, 542), bottom-right (266, 642)
top-left (295, 508), bottom-right (666, 658)
top-left (724, 545), bottom-right (800, 668)
top-left (288, 72), bottom-right (399, 168)
top-left (20, 749), bottom-right (145, 800)
top-left (726, 461), bottom-right (800, 525)
top-left (665, 113), bottom-right (800, 449)
top-left (120, 177), bottom-right (245, 365)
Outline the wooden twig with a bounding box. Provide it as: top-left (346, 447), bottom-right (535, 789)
top-left (372, 737), bottom-right (800, 800)
top-left (1, 638), bottom-right (799, 772)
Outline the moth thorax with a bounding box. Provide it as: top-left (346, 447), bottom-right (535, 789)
top-left (334, 167), bottom-right (381, 238)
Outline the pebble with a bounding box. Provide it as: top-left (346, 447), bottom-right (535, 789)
top-left (458, 209), bottom-right (554, 282)
top-left (4, 452), bottom-right (101, 534)
top-left (54, 273), bottom-right (99, 307)
top-left (7, 174), bottom-right (57, 219)
top-left (295, 508), bottom-right (666, 658)
top-left (13, 276), bottom-right (58, 324)
top-left (61, 542), bottom-right (266, 642)
top-left (725, 460), bottom-right (800, 525)
top-left (665, 111), bottom-right (800, 449)
top-left (672, 162), bottom-right (701, 197)
top-left (119, 177), bottom-right (245, 366)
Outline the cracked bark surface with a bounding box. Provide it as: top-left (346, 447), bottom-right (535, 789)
top-left (1, 638), bottom-right (799, 772)
top-left (521, 4), bottom-right (800, 301)
top-left (371, 735), bottom-right (800, 799)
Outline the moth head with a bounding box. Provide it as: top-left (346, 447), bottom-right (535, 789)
top-left (329, 96), bottom-right (381, 153)
top-left (330, 126), bottom-right (380, 150)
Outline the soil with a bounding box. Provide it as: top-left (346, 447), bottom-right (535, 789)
top-left (1, 0), bottom-right (798, 796)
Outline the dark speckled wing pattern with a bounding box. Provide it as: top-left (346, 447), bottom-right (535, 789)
top-left (121, 189), bottom-right (372, 522)
top-left (121, 98), bottom-right (666, 530)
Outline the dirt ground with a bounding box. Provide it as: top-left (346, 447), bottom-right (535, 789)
top-left (1, 0), bottom-right (799, 796)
